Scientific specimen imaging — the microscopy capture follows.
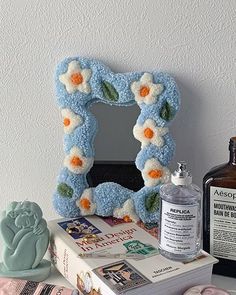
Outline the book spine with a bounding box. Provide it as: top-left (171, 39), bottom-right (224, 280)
top-left (49, 232), bottom-right (116, 295)
top-left (0, 277), bottom-right (78, 295)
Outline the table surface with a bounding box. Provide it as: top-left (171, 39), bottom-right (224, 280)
top-left (46, 267), bottom-right (236, 293)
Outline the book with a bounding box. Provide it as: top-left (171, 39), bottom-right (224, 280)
top-left (48, 216), bottom-right (218, 295)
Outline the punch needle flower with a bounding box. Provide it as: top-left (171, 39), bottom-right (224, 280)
top-left (142, 158), bottom-right (170, 187)
top-left (76, 188), bottom-right (96, 215)
top-left (131, 73), bottom-right (163, 105)
top-left (113, 199), bottom-right (139, 222)
top-left (133, 118), bottom-right (168, 148)
top-left (64, 146), bottom-right (93, 174)
top-left (61, 108), bottom-right (83, 134)
top-left (59, 60), bottom-right (92, 94)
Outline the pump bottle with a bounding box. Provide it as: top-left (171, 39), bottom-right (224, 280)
top-left (203, 137), bottom-right (236, 277)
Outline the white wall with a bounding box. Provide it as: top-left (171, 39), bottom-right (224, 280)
top-left (0, 0), bottom-right (235, 221)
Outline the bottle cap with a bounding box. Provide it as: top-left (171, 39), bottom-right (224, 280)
top-left (229, 137), bottom-right (236, 150)
top-left (171, 161), bottom-right (192, 186)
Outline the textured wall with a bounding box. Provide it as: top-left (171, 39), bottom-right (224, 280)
top-left (0, 0), bottom-right (235, 221)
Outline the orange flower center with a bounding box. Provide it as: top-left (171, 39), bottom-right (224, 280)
top-left (148, 169), bottom-right (163, 179)
top-left (80, 198), bottom-right (91, 210)
top-left (123, 215), bottom-right (132, 223)
top-left (70, 72), bottom-right (83, 85)
top-left (144, 127), bottom-right (154, 139)
top-left (140, 86), bottom-right (150, 97)
top-left (70, 156), bottom-right (83, 167)
top-left (63, 118), bottom-right (70, 126)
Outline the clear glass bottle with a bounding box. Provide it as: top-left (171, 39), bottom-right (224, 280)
top-left (159, 162), bottom-right (202, 262)
top-left (203, 137), bottom-right (236, 277)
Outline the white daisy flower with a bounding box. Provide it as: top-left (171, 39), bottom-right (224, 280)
top-left (133, 119), bottom-right (168, 148)
top-left (142, 158), bottom-right (170, 187)
top-left (113, 199), bottom-right (139, 223)
top-left (76, 188), bottom-right (96, 216)
top-left (64, 146), bottom-right (93, 174)
top-left (59, 60), bottom-right (92, 94)
top-left (131, 73), bottom-right (163, 105)
top-left (61, 108), bottom-right (83, 134)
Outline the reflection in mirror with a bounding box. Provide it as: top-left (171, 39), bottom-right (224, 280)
top-left (89, 103), bottom-right (142, 189)
top-left (91, 103), bottom-right (140, 161)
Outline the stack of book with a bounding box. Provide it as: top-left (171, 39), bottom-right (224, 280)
top-left (48, 216), bottom-right (217, 295)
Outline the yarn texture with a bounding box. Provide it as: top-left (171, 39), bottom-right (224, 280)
top-left (53, 56), bottom-right (180, 224)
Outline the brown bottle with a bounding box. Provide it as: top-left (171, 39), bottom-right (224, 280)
top-left (203, 137), bottom-right (236, 277)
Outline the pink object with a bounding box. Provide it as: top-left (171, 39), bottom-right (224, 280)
top-left (0, 277), bottom-right (80, 295)
top-left (183, 285), bottom-right (230, 295)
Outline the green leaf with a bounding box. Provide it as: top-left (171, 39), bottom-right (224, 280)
top-left (102, 81), bottom-right (119, 101)
top-left (160, 102), bottom-right (174, 121)
top-left (57, 183), bottom-right (73, 198)
top-left (145, 193), bottom-right (160, 213)
top-left (143, 222), bottom-right (158, 230)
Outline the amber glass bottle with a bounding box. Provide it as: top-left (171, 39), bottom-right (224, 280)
top-left (203, 137), bottom-right (236, 277)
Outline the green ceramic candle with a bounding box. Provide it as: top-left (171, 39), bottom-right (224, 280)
top-left (0, 201), bottom-right (51, 281)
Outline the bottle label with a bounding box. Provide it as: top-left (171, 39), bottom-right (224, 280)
top-left (160, 200), bottom-right (198, 254)
top-left (210, 186), bottom-right (236, 261)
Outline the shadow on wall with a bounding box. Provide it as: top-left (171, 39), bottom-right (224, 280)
top-left (171, 78), bottom-right (206, 187)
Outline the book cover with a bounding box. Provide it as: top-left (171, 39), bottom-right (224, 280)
top-left (48, 216), bottom-right (217, 295)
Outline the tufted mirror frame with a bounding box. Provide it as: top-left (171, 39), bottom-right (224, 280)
top-left (53, 56), bottom-right (180, 224)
